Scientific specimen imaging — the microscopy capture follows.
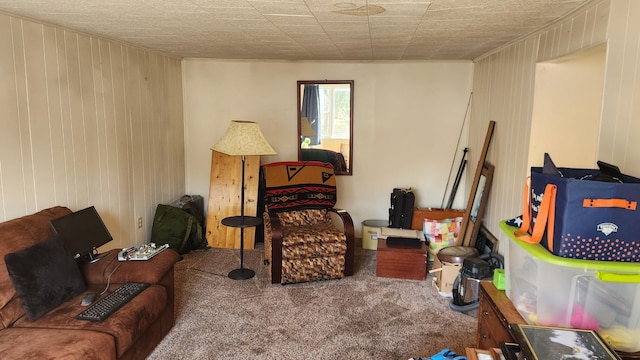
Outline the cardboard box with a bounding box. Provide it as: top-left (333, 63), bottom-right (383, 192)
top-left (431, 255), bottom-right (463, 295)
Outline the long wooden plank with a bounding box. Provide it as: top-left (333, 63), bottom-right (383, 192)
top-left (457, 120), bottom-right (495, 246)
top-left (205, 151), bottom-right (260, 249)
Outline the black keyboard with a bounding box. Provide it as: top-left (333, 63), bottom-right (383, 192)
top-left (76, 282), bottom-right (150, 322)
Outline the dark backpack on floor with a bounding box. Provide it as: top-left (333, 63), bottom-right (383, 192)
top-left (170, 195), bottom-right (205, 231)
top-left (151, 204), bottom-right (207, 254)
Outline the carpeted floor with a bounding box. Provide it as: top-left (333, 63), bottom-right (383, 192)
top-left (147, 242), bottom-right (476, 360)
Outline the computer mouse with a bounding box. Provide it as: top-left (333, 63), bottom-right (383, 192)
top-left (80, 293), bottom-right (98, 306)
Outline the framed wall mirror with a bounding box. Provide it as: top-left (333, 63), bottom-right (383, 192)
top-left (457, 120), bottom-right (495, 247)
top-left (297, 80), bottom-right (354, 175)
top-left (460, 162), bottom-right (494, 247)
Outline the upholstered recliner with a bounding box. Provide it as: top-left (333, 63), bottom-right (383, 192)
top-left (262, 161), bottom-right (354, 284)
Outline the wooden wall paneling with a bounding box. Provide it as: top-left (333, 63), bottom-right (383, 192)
top-left (614, 2), bottom-right (640, 170)
top-left (0, 12), bottom-right (185, 250)
top-left (557, 22), bottom-right (572, 56)
top-left (24, 21), bottom-right (56, 210)
top-left (78, 33), bottom-right (101, 208)
top-left (592, 2), bottom-right (609, 45)
top-left (98, 40), bottom-right (115, 218)
top-left (0, 16), bottom-right (23, 219)
top-left (57, 29), bottom-right (77, 210)
top-left (169, 58), bottom-right (186, 199)
top-left (538, 28), bottom-right (554, 62)
top-left (626, 2), bottom-right (640, 174)
top-left (569, 13), bottom-right (587, 53)
top-left (599, 0), bottom-right (627, 165)
top-left (132, 51), bottom-right (147, 243)
top-left (148, 53), bottom-right (160, 207)
top-left (127, 48), bottom-right (144, 245)
top-left (113, 44), bottom-right (133, 249)
top-left (470, 0), bottom-right (614, 255)
top-left (96, 39), bottom-right (120, 245)
top-left (91, 38), bottom-right (106, 209)
top-left (98, 40), bottom-right (118, 245)
top-left (206, 151), bottom-right (260, 249)
top-left (64, 31), bottom-right (88, 208)
top-left (12, 18), bottom-right (35, 213)
top-left (45, 27), bottom-right (67, 206)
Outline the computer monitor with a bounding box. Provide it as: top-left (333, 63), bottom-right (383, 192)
top-left (49, 206), bottom-right (113, 263)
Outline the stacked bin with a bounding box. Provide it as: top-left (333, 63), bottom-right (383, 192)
top-left (501, 221), bottom-right (640, 353)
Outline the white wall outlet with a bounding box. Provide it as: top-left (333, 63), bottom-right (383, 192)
top-left (137, 216), bottom-right (143, 229)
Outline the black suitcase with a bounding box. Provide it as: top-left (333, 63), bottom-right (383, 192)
top-left (388, 188), bottom-right (415, 229)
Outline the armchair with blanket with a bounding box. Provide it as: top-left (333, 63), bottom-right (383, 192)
top-left (261, 161), bottom-right (354, 284)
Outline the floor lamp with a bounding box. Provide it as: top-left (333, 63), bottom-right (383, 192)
top-left (211, 120), bottom-right (276, 280)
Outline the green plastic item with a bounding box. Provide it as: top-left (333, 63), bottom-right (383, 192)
top-left (493, 268), bottom-right (505, 290)
top-left (500, 220), bottom-right (640, 283)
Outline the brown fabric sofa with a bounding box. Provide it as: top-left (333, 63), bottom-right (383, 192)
top-left (0, 206), bottom-right (181, 360)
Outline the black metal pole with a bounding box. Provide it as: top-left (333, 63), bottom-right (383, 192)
top-left (446, 148), bottom-right (468, 209)
top-left (226, 155), bottom-right (256, 280)
top-left (239, 155), bottom-right (245, 270)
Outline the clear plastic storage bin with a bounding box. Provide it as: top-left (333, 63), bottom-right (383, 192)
top-left (501, 221), bottom-right (640, 353)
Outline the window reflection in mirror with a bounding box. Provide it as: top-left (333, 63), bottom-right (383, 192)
top-left (297, 80), bottom-right (353, 175)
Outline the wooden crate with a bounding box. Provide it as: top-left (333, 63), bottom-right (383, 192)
top-left (411, 208), bottom-right (464, 230)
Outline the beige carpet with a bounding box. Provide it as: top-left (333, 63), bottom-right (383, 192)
top-left (147, 242), bottom-right (476, 360)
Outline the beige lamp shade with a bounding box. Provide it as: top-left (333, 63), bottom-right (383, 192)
top-left (211, 120), bottom-right (277, 156)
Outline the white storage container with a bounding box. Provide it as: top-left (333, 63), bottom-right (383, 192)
top-left (361, 220), bottom-right (388, 250)
top-left (501, 221), bottom-right (640, 353)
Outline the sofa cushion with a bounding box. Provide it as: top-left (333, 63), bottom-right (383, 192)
top-left (14, 283), bottom-right (167, 358)
top-left (5, 235), bottom-right (86, 321)
top-left (0, 327), bottom-right (116, 360)
top-left (0, 206), bottom-right (72, 327)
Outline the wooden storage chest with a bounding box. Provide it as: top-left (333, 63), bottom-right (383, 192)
top-left (376, 239), bottom-right (427, 280)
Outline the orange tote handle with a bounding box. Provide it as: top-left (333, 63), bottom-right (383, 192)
top-left (583, 198), bottom-right (636, 210)
top-left (515, 182), bottom-right (557, 251)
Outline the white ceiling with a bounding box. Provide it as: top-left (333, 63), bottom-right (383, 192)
top-left (0, 0), bottom-right (590, 60)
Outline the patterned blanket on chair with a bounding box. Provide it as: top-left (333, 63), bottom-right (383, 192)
top-left (263, 161), bottom-right (336, 211)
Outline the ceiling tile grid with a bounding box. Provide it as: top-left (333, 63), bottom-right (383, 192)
top-left (0, 0), bottom-right (591, 60)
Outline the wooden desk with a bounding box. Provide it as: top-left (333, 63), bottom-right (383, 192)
top-left (477, 282), bottom-right (526, 350)
top-left (375, 239), bottom-right (427, 280)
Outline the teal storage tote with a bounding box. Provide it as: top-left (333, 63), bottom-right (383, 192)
top-left (501, 220), bottom-right (640, 352)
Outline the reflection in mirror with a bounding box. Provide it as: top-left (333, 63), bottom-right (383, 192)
top-left (297, 80), bottom-right (353, 175)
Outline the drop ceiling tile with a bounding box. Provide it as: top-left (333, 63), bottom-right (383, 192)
top-left (0, 0), bottom-right (591, 60)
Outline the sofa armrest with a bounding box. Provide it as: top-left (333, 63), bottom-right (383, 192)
top-left (82, 248), bottom-right (181, 285)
